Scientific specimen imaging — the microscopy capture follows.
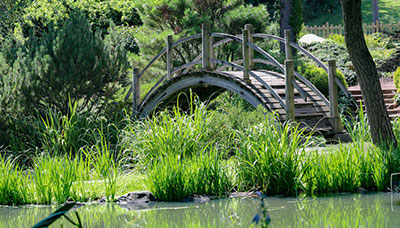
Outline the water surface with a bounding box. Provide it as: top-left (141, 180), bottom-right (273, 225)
top-left (1, 192), bottom-right (399, 227)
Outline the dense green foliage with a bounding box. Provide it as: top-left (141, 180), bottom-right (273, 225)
top-left (288, 0), bottom-right (303, 40)
top-left (149, 149), bottom-right (231, 201)
top-left (394, 67), bottom-right (400, 93)
top-left (235, 118), bottom-right (313, 195)
top-left (301, 34), bottom-right (396, 87)
top-left (301, 0), bottom-right (340, 23)
top-left (1, 97), bottom-right (400, 205)
top-left (1, 0), bottom-right (400, 208)
top-left (0, 13), bottom-right (128, 135)
top-left (298, 62), bottom-right (347, 97)
top-left (306, 0), bottom-right (400, 26)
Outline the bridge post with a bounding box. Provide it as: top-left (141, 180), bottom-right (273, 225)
top-left (285, 60), bottom-right (295, 121)
top-left (328, 60), bottom-right (343, 132)
top-left (284, 30), bottom-right (292, 60)
top-left (242, 29), bottom-right (250, 83)
top-left (167, 35), bottom-right (173, 80)
top-left (210, 36), bottom-right (215, 70)
top-left (132, 68), bottom-right (140, 116)
top-left (244, 24), bottom-right (254, 69)
top-left (202, 24), bottom-right (211, 70)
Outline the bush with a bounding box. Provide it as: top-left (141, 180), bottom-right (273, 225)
top-left (4, 13), bottom-right (128, 114)
top-left (302, 40), bottom-right (358, 86)
top-left (394, 67), bottom-right (400, 93)
top-left (298, 62), bottom-right (348, 97)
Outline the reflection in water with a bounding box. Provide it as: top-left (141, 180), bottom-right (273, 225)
top-left (1, 193), bottom-right (399, 227)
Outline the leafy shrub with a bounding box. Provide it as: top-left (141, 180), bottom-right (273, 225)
top-left (327, 34), bottom-right (345, 45)
top-left (221, 4), bottom-right (270, 34)
top-left (298, 62), bottom-right (348, 97)
top-left (21, 0), bottom-right (141, 35)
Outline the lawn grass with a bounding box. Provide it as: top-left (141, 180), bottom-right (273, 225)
top-left (307, 0), bottom-right (400, 26)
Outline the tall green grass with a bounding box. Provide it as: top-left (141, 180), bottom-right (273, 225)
top-left (34, 155), bottom-right (91, 204)
top-left (90, 132), bottom-right (119, 202)
top-left (0, 155), bottom-right (32, 205)
top-left (234, 114), bottom-right (317, 196)
top-left (120, 103), bottom-right (223, 169)
top-left (2, 93), bottom-right (400, 205)
top-left (343, 104), bottom-right (371, 142)
top-left (148, 147), bottom-right (231, 201)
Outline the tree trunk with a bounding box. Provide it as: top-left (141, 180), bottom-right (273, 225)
top-left (372, 0), bottom-right (379, 25)
top-left (280, 0), bottom-right (294, 53)
top-left (341, 0), bottom-right (397, 148)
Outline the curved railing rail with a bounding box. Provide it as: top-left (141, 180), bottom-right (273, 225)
top-left (126, 25), bottom-right (349, 123)
top-left (209, 59), bottom-right (286, 110)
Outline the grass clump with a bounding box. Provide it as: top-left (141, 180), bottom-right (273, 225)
top-left (304, 141), bottom-right (399, 194)
top-left (234, 114), bottom-right (316, 196)
top-left (120, 103), bottom-right (220, 169)
top-left (148, 148), bottom-right (231, 201)
top-left (0, 155), bottom-right (31, 205)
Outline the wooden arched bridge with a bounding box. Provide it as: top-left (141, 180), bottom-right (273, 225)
top-left (125, 24), bottom-right (351, 138)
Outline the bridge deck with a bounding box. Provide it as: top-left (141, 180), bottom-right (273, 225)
top-left (224, 71), bottom-right (334, 135)
top-left (139, 70), bottom-right (335, 136)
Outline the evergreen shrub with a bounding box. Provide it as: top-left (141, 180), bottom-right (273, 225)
top-left (2, 13), bottom-right (129, 115)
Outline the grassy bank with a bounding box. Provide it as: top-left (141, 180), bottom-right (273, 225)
top-left (0, 96), bottom-right (399, 205)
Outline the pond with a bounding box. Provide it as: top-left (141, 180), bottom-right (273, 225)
top-left (1, 192), bottom-right (399, 227)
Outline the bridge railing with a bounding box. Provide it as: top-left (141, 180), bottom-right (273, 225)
top-left (127, 24), bottom-right (347, 130)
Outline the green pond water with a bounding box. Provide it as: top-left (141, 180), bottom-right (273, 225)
top-left (1, 192), bottom-right (399, 227)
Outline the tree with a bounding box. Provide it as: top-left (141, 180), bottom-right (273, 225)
top-left (133, 0), bottom-right (272, 67)
top-left (279, 0), bottom-right (302, 51)
top-left (3, 13), bottom-right (129, 114)
top-left (372, 0), bottom-right (379, 25)
top-left (340, 0), bottom-right (396, 147)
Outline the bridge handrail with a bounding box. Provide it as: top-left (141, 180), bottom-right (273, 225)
top-left (125, 33), bottom-right (202, 100)
top-left (210, 59), bottom-right (286, 110)
top-left (177, 33), bottom-right (326, 105)
top-left (211, 33), bottom-right (329, 106)
top-left (138, 59), bottom-right (202, 111)
top-left (182, 33), bottom-right (348, 99)
top-left (252, 33), bottom-right (350, 97)
top-left (125, 29), bottom-right (347, 111)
